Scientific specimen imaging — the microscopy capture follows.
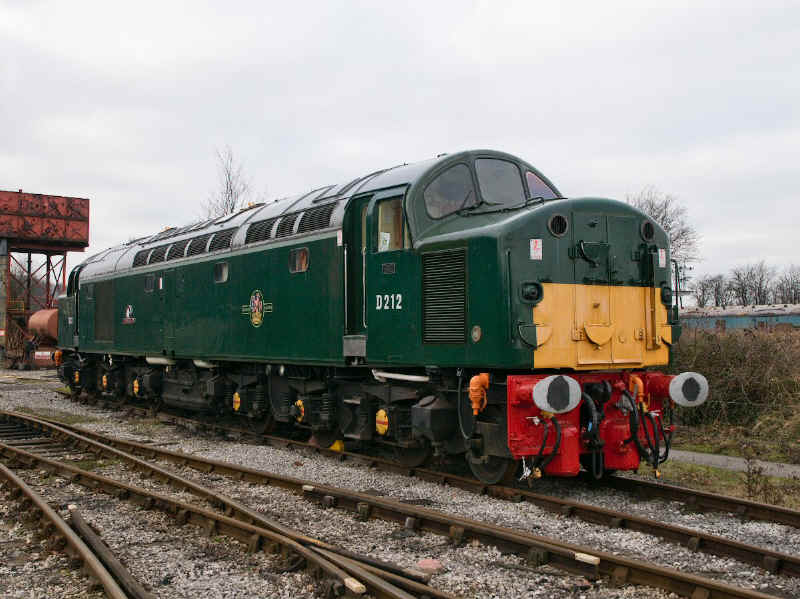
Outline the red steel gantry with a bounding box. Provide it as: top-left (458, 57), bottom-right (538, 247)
top-left (0, 189), bottom-right (89, 365)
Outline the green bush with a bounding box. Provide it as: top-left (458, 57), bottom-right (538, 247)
top-left (669, 328), bottom-right (800, 427)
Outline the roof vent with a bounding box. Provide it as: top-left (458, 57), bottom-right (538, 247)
top-left (209, 228), bottom-right (236, 251)
top-left (166, 238), bottom-right (190, 260)
top-left (186, 233), bottom-right (212, 257)
top-left (148, 245), bottom-right (168, 264)
top-left (245, 217), bottom-right (277, 244)
top-left (297, 203), bottom-right (336, 234)
top-left (275, 213), bottom-right (299, 238)
top-left (132, 249), bottom-right (150, 267)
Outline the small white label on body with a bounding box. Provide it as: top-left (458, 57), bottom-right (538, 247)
top-left (658, 248), bottom-right (666, 268)
top-left (336, 230), bottom-right (343, 246)
top-left (34, 351), bottom-right (51, 360)
top-left (530, 239), bottom-right (542, 260)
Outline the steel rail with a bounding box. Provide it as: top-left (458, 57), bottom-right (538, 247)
top-left (0, 462), bottom-right (129, 599)
top-left (118, 403), bottom-right (800, 530)
top-left (1, 410), bottom-right (782, 599)
top-left (0, 412), bottom-right (453, 599)
top-left (599, 474), bottom-right (800, 529)
top-left (30, 410), bottom-right (800, 579)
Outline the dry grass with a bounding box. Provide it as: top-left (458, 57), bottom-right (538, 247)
top-left (669, 328), bottom-right (800, 463)
top-left (655, 459), bottom-right (800, 510)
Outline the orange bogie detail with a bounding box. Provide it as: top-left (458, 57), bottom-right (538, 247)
top-left (469, 373), bottom-right (489, 415)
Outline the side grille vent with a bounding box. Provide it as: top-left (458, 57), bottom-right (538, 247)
top-left (132, 250), bottom-right (150, 267)
top-left (297, 203), bottom-right (336, 234)
top-left (166, 239), bottom-right (189, 260)
top-left (148, 245), bottom-right (168, 264)
top-left (422, 249), bottom-right (467, 344)
top-left (186, 233), bottom-right (212, 257)
top-left (209, 228), bottom-right (235, 251)
top-left (275, 213), bottom-right (299, 238)
top-left (245, 218), bottom-right (277, 244)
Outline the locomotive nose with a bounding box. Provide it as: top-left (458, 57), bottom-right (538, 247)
top-left (668, 372), bottom-right (709, 407)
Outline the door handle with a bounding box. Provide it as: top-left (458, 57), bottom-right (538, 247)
top-left (577, 240), bottom-right (597, 268)
top-left (362, 246), bottom-right (367, 328)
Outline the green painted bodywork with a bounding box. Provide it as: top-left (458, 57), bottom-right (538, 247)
top-left (59, 149), bottom-right (675, 371)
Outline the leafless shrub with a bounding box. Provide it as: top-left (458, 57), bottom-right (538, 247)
top-left (670, 328), bottom-right (800, 428)
top-left (741, 443), bottom-right (800, 506)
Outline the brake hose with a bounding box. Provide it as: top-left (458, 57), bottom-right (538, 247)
top-left (538, 417), bottom-right (562, 471)
top-left (641, 410), bottom-right (659, 469)
top-left (622, 390), bottom-right (653, 466)
top-left (582, 392), bottom-right (604, 479)
top-left (456, 373), bottom-right (470, 440)
top-left (648, 411), bottom-right (671, 464)
top-left (535, 418), bottom-right (550, 464)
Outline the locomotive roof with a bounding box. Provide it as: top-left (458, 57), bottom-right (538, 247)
top-left (77, 149), bottom-right (554, 280)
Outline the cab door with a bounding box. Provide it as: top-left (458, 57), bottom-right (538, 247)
top-left (365, 191), bottom-right (420, 364)
top-left (343, 196), bottom-right (371, 360)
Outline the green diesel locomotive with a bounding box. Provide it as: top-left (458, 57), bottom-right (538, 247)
top-left (56, 149), bottom-right (708, 483)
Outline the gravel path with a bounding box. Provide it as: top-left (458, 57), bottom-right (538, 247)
top-left (2, 374), bottom-right (798, 597)
top-left (668, 449), bottom-right (800, 479)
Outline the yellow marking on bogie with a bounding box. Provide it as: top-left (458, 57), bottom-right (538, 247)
top-left (232, 392), bottom-right (241, 411)
top-left (375, 409), bottom-right (389, 436)
top-left (329, 440), bottom-right (344, 452)
top-left (532, 283), bottom-right (671, 370)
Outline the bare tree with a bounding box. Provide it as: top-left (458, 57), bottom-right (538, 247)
top-left (728, 261), bottom-right (775, 305)
top-left (692, 275), bottom-right (715, 307)
top-left (710, 275), bottom-right (730, 307)
top-left (773, 265), bottom-right (800, 304)
top-left (627, 186), bottom-right (700, 264)
top-left (204, 146), bottom-right (251, 218)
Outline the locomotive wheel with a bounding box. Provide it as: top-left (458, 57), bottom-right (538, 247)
top-left (248, 413), bottom-right (275, 435)
top-left (309, 429), bottom-right (340, 449)
top-left (467, 453), bottom-right (517, 485)
top-left (393, 446), bottom-right (431, 468)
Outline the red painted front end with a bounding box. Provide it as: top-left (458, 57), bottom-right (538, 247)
top-left (507, 371), bottom-right (674, 476)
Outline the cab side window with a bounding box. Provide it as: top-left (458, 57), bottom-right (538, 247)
top-left (525, 170), bottom-right (557, 200)
top-left (377, 197), bottom-right (409, 252)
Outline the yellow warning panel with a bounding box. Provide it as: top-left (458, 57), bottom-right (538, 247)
top-left (532, 283), bottom-right (670, 370)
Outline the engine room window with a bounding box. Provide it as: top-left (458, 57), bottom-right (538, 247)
top-left (377, 197), bottom-right (408, 252)
top-left (424, 164), bottom-right (477, 219)
top-left (213, 262), bottom-right (229, 284)
top-left (525, 170), bottom-right (557, 200)
top-left (289, 247), bottom-right (309, 273)
top-left (144, 275), bottom-right (154, 293)
top-left (475, 158), bottom-right (525, 207)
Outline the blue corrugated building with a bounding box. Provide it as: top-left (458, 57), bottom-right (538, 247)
top-left (680, 305), bottom-right (800, 331)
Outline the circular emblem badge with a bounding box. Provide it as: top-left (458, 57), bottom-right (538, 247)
top-left (249, 289), bottom-right (264, 327)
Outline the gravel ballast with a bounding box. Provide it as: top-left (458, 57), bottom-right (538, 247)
top-left (2, 373), bottom-right (798, 598)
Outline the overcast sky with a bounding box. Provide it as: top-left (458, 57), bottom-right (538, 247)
top-left (1, 1), bottom-right (797, 277)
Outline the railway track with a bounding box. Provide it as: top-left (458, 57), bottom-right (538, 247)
top-left (0, 409), bottom-right (789, 599)
top-left (42, 396), bottom-right (800, 575)
top-left (0, 461), bottom-right (130, 599)
top-left (78, 397), bottom-right (800, 531)
top-left (0, 412), bottom-right (454, 599)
